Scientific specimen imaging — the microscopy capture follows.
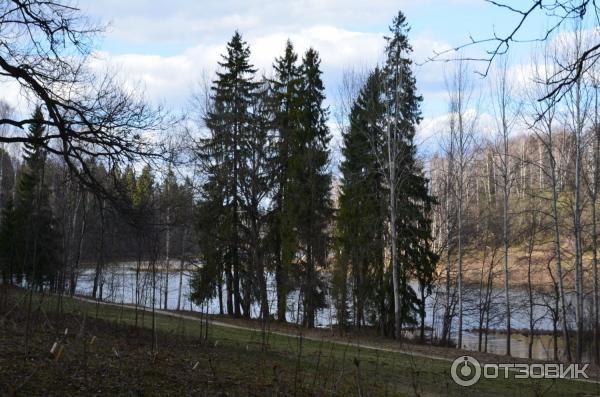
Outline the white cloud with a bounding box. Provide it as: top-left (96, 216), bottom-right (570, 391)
top-left (80, 0), bottom-right (437, 45)
top-left (0, 77), bottom-right (37, 121)
top-left (87, 25), bottom-right (391, 110)
top-left (417, 108), bottom-right (498, 156)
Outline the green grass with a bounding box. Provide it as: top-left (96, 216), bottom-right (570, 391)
top-left (3, 290), bottom-right (600, 396)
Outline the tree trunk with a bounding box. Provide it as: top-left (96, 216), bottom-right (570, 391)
top-left (176, 228), bottom-right (186, 312)
top-left (92, 199), bottom-right (105, 301)
top-left (226, 264), bottom-right (233, 315)
top-left (419, 284), bottom-right (426, 342)
top-left (550, 154), bottom-right (572, 362)
top-left (526, 210), bottom-right (537, 360)
top-left (592, 198), bottom-right (599, 364)
top-left (457, 170), bottom-right (463, 349)
top-left (442, 152), bottom-right (453, 346)
top-left (502, 132), bottom-right (511, 357)
top-left (70, 191), bottom-right (87, 296)
top-left (388, 123), bottom-right (401, 340)
top-left (591, 86), bottom-right (600, 364)
top-left (163, 206), bottom-right (170, 310)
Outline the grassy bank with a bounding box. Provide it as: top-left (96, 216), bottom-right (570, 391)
top-left (1, 288), bottom-right (599, 396)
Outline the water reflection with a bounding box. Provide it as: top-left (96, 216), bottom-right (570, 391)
top-left (72, 263), bottom-right (589, 362)
top-left (74, 264), bottom-right (335, 326)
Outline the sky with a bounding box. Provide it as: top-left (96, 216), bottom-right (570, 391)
top-left (3, 1), bottom-right (554, 157)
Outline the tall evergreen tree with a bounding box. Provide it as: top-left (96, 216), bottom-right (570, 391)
top-left (336, 12), bottom-right (437, 337)
top-left (268, 40), bottom-right (302, 322)
top-left (380, 11), bottom-right (438, 337)
top-left (197, 31), bottom-right (258, 318)
top-left (335, 69), bottom-right (387, 330)
top-left (239, 80), bottom-right (273, 319)
top-left (285, 48), bottom-right (332, 328)
top-left (14, 106), bottom-right (61, 289)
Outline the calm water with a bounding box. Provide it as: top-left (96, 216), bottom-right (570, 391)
top-left (74, 263), bottom-right (336, 326)
top-left (72, 263), bottom-right (586, 362)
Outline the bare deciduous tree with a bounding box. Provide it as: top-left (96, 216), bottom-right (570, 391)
top-left (490, 55), bottom-right (520, 356)
top-left (428, 1), bottom-right (600, 104)
top-left (0, 0), bottom-right (165, 198)
top-left (445, 58), bottom-right (478, 349)
top-left (526, 43), bottom-right (573, 362)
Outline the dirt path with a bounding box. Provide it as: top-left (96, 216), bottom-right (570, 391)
top-left (72, 295), bottom-right (453, 360)
top-left (70, 295), bottom-right (600, 385)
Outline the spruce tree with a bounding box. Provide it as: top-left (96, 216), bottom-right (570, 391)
top-left (336, 69), bottom-right (387, 329)
top-left (286, 48), bottom-right (332, 328)
top-left (336, 12), bottom-right (437, 337)
top-left (268, 40), bottom-right (302, 322)
top-left (14, 106), bottom-right (61, 289)
top-left (198, 31), bottom-right (258, 318)
top-left (239, 80), bottom-right (273, 319)
top-left (381, 11), bottom-right (438, 336)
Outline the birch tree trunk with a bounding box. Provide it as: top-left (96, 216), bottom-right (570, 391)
top-left (491, 57), bottom-right (515, 356)
top-left (176, 228), bottom-right (187, 311)
top-left (441, 148), bottom-right (454, 345)
top-left (387, 118), bottom-right (401, 340)
top-left (528, 43), bottom-right (573, 362)
top-left (592, 85), bottom-right (600, 364)
top-left (164, 205), bottom-right (170, 310)
top-left (549, 130), bottom-right (573, 362)
top-left (563, 26), bottom-right (589, 361)
top-left (446, 58), bottom-right (475, 349)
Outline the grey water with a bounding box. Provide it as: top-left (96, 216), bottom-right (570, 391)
top-left (72, 263), bottom-right (587, 362)
top-left (74, 263), bottom-right (336, 327)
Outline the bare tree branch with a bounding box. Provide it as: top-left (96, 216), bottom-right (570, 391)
top-left (425, 1), bottom-right (600, 102)
top-left (0, 0), bottom-right (168, 200)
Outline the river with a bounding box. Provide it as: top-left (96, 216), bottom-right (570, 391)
top-left (72, 263), bottom-right (587, 362)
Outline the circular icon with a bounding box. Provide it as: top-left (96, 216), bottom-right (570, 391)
top-left (451, 355), bottom-right (481, 387)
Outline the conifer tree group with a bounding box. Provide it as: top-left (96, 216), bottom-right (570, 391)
top-left (193, 10), bottom-right (437, 335)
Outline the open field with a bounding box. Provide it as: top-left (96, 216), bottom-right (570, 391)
top-left (0, 288), bottom-right (599, 396)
